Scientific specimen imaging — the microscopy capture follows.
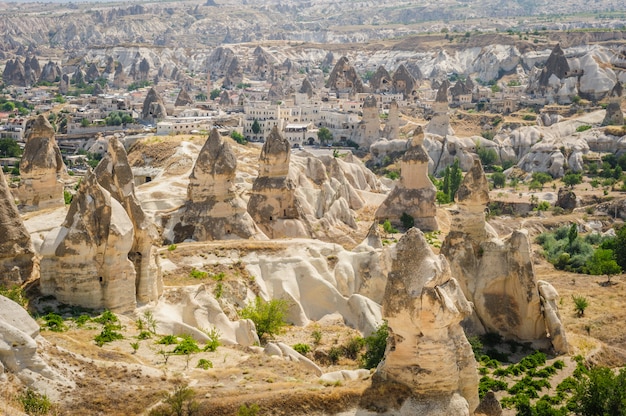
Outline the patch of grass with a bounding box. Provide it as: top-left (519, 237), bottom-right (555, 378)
top-left (197, 359), bottom-right (213, 370)
top-left (18, 388), bottom-right (51, 416)
top-left (158, 335), bottom-right (179, 345)
top-left (293, 343), bottom-right (311, 355)
top-left (189, 268), bottom-right (208, 279)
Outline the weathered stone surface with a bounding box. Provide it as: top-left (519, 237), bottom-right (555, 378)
top-left (141, 87), bottom-right (167, 122)
top-left (40, 171), bottom-right (137, 312)
top-left (442, 159), bottom-right (569, 352)
top-left (85, 62), bottom-right (100, 83)
top-left (172, 129), bottom-right (262, 242)
top-left (475, 391), bottom-right (503, 416)
top-left (299, 77), bottom-right (315, 97)
top-left (375, 126), bottom-right (439, 231)
top-left (392, 64), bottom-right (417, 99)
top-left (326, 56), bottom-right (365, 95)
top-left (556, 187), bottom-right (577, 211)
top-left (94, 137), bottom-right (163, 304)
top-left (382, 99), bottom-right (399, 140)
top-left (359, 228), bottom-right (478, 415)
top-left (602, 82), bottom-right (624, 126)
top-left (247, 127), bottom-right (308, 238)
top-left (370, 65), bottom-right (392, 93)
top-left (357, 95), bottom-right (381, 148)
top-left (17, 115), bottom-right (66, 212)
top-left (0, 295), bottom-right (71, 389)
top-left (538, 281), bottom-right (570, 354)
top-left (0, 169), bottom-right (35, 286)
top-left (426, 80), bottom-right (454, 137)
top-left (38, 60), bottom-right (62, 83)
top-left (538, 44), bottom-right (570, 91)
top-left (174, 87), bottom-right (193, 107)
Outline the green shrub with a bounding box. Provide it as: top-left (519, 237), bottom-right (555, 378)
top-left (197, 359), bottom-right (213, 370)
top-left (361, 322), bottom-right (389, 369)
top-left (173, 335), bottom-right (200, 355)
top-left (311, 329), bottom-right (322, 345)
top-left (231, 131), bottom-right (247, 145)
top-left (203, 327), bottom-right (221, 352)
top-left (385, 170), bottom-right (400, 180)
top-left (239, 297), bottom-right (289, 341)
top-left (0, 284), bottom-right (27, 307)
top-left (73, 314), bottom-right (91, 327)
top-left (534, 201), bottom-right (551, 211)
top-left (382, 219), bottom-right (398, 234)
top-left (63, 190), bottom-right (73, 205)
top-left (189, 268), bottom-right (208, 279)
top-left (479, 376), bottom-right (508, 399)
top-left (237, 403), bottom-right (260, 416)
top-left (343, 337), bottom-right (365, 360)
top-left (137, 331), bottom-right (152, 340)
top-left (167, 244), bottom-right (177, 251)
top-left (42, 313), bottom-right (66, 332)
top-left (93, 310), bottom-right (119, 326)
top-left (94, 325), bottom-right (124, 347)
top-left (576, 125), bottom-right (592, 132)
top-left (328, 346), bottom-right (342, 364)
top-left (18, 388), bottom-right (51, 416)
top-left (293, 343), bottom-right (311, 355)
top-left (149, 381), bottom-right (198, 416)
top-left (158, 335), bottom-right (179, 345)
top-left (572, 295), bottom-right (589, 317)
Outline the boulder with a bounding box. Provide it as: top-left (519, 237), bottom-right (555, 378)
top-left (375, 126), bottom-right (439, 231)
top-left (40, 171), bottom-right (138, 312)
top-left (358, 228), bottom-right (478, 415)
top-left (475, 391), bottom-right (503, 416)
top-left (93, 137), bottom-right (163, 304)
top-left (16, 115), bottom-right (66, 212)
top-left (0, 169), bottom-right (35, 286)
top-left (171, 129), bottom-right (263, 242)
top-left (556, 187), bottom-right (577, 211)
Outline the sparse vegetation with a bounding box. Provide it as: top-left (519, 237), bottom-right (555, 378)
top-left (361, 321), bottom-right (388, 369)
top-left (0, 284), bottom-right (27, 307)
top-left (18, 388), bottom-right (52, 416)
top-left (572, 295), bottom-right (589, 317)
top-left (239, 297), bottom-right (289, 341)
top-left (293, 343), bottom-right (311, 355)
top-left (382, 219), bottom-right (398, 234)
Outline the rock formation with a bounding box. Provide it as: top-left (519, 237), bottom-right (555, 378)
top-left (375, 126), bottom-right (439, 231)
top-left (299, 77), bottom-right (315, 98)
top-left (40, 171), bottom-right (138, 312)
top-left (247, 126), bottom-right (308, 239)
top-left (425, 80), bottom-right (454, 136)
top-left (0, 295), bottom-right (71, 389)
top-left (85, 62), bottom-right (100, 83)
top-left (113, 61), bottom-right (127, 88)
top-left (175, 87), bottom-right (193, 107)
top-left (359, 228), bottom-right (478, 415)
top-left (2, 58), bottom-right (27, 86)
top-left (222, 57), bottom-right (243, 89)
top-left (357, 95), bottom-right (381, 148)
top-left (382, 99), bottom-right (400, 140)
top-left (602, 82), bottom-right (624, 126)
top-left (538, 44), bottom-right (570, 91)
top-left (93, 137), bottom-right (163, 304)
top-left (16, 115), bottom-right (66, 212)
top-left (392, 64), bottom-right (418, 99)
top-left (38, 60), bottom-right (62, 84)
top-left (59, 74), bottom-right (70, 95)
top-left (556, 187), bottom-right (577, 211)
top-left (369, 66), bottom-right (392, 93)
top-left (0, 169), bottom-right (35, 286)
top-left (325, 56), bottom-right (365, 95)
top-left (170, 129), bottom-right (262, 242)
top-left (441, 159), bottom-right (569, 353)
top-left (219, 90), bottom-right (232, 106)
top-left (141, 87), bottom-right (167, 122)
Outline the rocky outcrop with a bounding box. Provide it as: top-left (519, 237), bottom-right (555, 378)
top-left (441, 159), bottom-right (569, 353)
top-left (174, 87), bottom-right (193, 107)
top-left (85, 62), bottom-right (100, 83)
top-left (0, 295), bottom-right (71, 389)
top-left (16, 115), bottom-right (66, 212)
top-left (375, 126), bottom-right (438, 231)
top-left (369, 66), bottom-right (392, 93)
top-left (326, 56), bottom-right (365, 95)
top-left (93, 137), bottom-right (162, 304)
top-left (426, 80), bottom-right (454, 137)
top-left (113, 61), bottom-right (127, 88)
top-left (556, 187), bottom-right (577, 211)
top-left (247, 127), bottom-right (308, 238)
top-left (392, 64), bottom-right (418, 99)
top-left (475, 391), bottom-right (503, 416)
top-left (2, 58), bottom-right (27, 86)
top-left (222, 57), bottom-right (243, 89)
top-left (170, 129), bottom-right (262, 242)
top-left (59, 74), bottom-right (70, 95)
top-left (38, 60), bottom-right (62, 83)
top-left (357, 95), bottom-right (381, 148)
top-left (0, 169), bottom-right (35, 286)
top-left (602, 82), bottom-right (624, 126)
top-left (359, 228), bottom-right (478, 415)
top-left (299, 77), bottom-right (315, 98)
top-left (40, 171), bottom-right (138, 312)
top-left (219, 90), bottom-right (232, 106)
top-left (141, 87), bottom-right (167, 122)
top-left (538, 44), bottom-right (570, 91)
top-left (382, 99), bottom-right (400, 140)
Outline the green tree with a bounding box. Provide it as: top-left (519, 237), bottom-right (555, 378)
top-left (614, 226), bottom-right (626, 271)
top-left (239, 297), bottom-right (289, 342)
top-left (80, 118), bottom-right (90, 128)
top-left (587, 248), bottom-right (622, 284)
top-left (492, 172), bottom-right (506, 188)
top-left (448, 159), bottom-right (463, 201)
top-left (568, 223), bottom-right (578, 247)
top-left (572, 295), bottom-right (589, 317)
top-left (528, 180), bottom-right (543, 191)
top-left (563, 172), bottom-right (582, 188)
top-left (1, 101), bottom-right (15, 112)
top-left (532, 172), bottom-right (553, 188)
top-left (0, 138), bottom-right (23, 157)
top-left (195, 92), bottom-right (207, 101)
top-left (230, 131), bottom-right (247, 145)
top-left (210, 89), bottom-right (221, 100)
top-left (361, 322), bottom-right (389, 369)
top-left (251, 119), bottom-right (261, 135)
top-left (317, 127), bottom-right (333, 144)
top-left (150, 381), bottom-right (199, 416)
top-left (569, 366), bottom-right (626, 415)
top-left (477, 145), bottom-right (498, 166)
